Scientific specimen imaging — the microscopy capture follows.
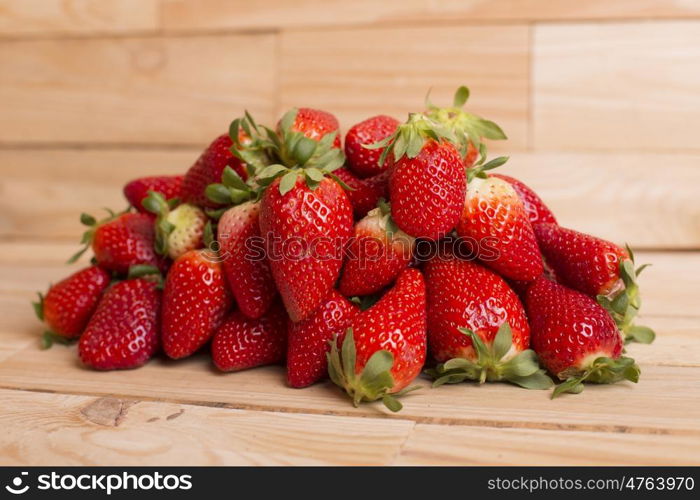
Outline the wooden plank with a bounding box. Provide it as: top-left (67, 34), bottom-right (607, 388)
top-left (397, 424), bottom-right (700, 465)
top-left (0, 295), bottom-right (40, 363)
top-left (278, 25), bottom-right (529, 149)
top-left (533, 21), bottom-right (700, 152)
top-left (0, 0), bottom-right (158, 37)
top-left (0, 149), bottom-right (198, 239)
top-left (0, 389), bottom-right (413, 465)
top-left (0, 35), bottom-right (275, 145)
top-left (160, 0), bottom-right (700, 32)
top-left (505, 151), bottom-right (700, 249)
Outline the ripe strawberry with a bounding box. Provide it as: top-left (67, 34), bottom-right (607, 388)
top-left (211, 301), bottom-right (288, 372)
top-left (279, 107), bottom-right (341, 148)
top-left (327, 268), bottom-right (427, 411)
top-left (34, 266), bottom-right (111, 346)
top-left (217, 200), bottom-right (277, 319)
top-left (332, 167), bottom-right (388, 219)
top-left (338, 204), bottom-right (415, 297)
top-left (143, 191), bottom-right (207, 260)
top-left (123, 175), bottom-right (183, 213)
top-left (525, 276), bottom-right (640, 397)
top-left (162, 249), bottom-right (232, 359)
top-left (424, 254), bottom-right (551, 389)
top-left (534, 223), bottom-right (654, 343)
top-left (344, 115), bottom-right (399, 178)
top-left (374, 113), bottom-right (465, 239)
top-left (287, 290), bottom-right (360, 388)
top-left (181, 134), bottom-right (248, 209)
top-left (456, 161), bottom-right (544, 282)
top-left (79, 278), bottom-right (161, 370)
top-left (490, 173), bottom-right (557, 225)
top-left (260, 175), bottom-right (353, 322)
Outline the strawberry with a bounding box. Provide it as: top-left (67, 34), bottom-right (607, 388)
top-left (162, 249), bottom-right (232, 359)
top-left (338, 203), bottom-right (415, 297)
top-left (490, 174), bottom-right (557, 225)
top-left (534, 223), bottom-right (654, 343)
top-left (260, 175), bottom-right (353, 322)
top-left (332, 167), bottom-right (388, 219)
top-left (279, 107), bottom-right (341, 149)
top-left (211, 300), bottom-right (288, 372)
top-left (372, 113), bottom-right (465, 239)
top-left (143, 191), bottom-right (208, 260)
top-left (70, 212), bottom-right (164, 274)
top-left (33, 265), bottom-right (111, 346)
top-left (287, 290), bottom-right (360, 388)
top-left (425, 85), bottom-right (507, 167)
top-left (344, 115), bottom-right (399, 178)
top-left (456, 158), bottom-right (544, 281)
top-left (424, 254), bottom-right (551, 389)
top-left (181, 134), bottom-right (248, 209)
top-left (79, 278), bottom-right (161, 370)
top-left (217, 200), bottom-right (277, 319)
top-left (525, 276), bottom-right (640, 397)
top-left (327, 268), bottom-right (427, 411)
top-left (123, 175), bottom-right (183, 213)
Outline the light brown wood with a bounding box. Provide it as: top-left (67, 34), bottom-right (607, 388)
top-left (506, 151), bottom-right (700, 248)
top-left (0, 0), bottom-right (158, 37)
top-left (0, 389), bottom-right (413, 465)
top-left (278, 25), bottom-right (529, 149)
top-left (533, 21), bottom-right (700, 152)
top-left (0, 35), bottom-right (275, 145)
top-left (160, 0), bottom-right (700, 32)
top-left (397, 424), bottom-right (700, 465)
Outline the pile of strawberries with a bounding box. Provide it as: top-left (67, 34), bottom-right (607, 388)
top-left (34, 86), bottom-right (654, 411)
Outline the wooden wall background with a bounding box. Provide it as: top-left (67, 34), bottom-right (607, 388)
top-left (1, 0), bottom-right (700, 250)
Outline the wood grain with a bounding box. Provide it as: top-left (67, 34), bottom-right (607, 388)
top-left (0, 389), bottom-right (413, 465)
top-left (533, 21), bottom-right (700, 152)
top-left (278, 25), bottom-right (529, 149)
top-left (0, 0), bottom-right (158, 37)
top-left (0, 35), bottom-right (275, 145)
top-left (159, 0), bottom-right (700, 32)
top-left (505, 151), bottom-right (700, 249)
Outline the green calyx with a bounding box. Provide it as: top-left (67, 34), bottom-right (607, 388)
top-left (426, 323), bottom-right (553, 390)
top-left (465, 148), bottom-right (509, 183)
top-left (366, 112), bottom-right (457, 168)
top-left (206, 165), bottom-right (259, 207)
top-left (127, 264), bottom-right (164, 289)
top-left (143, 190), bottom-right (179, 256)
top-left (596, 244), bottom-right (655, 344)
top-left (552, 356), bottom-right (640, 399)
top-left (425, 85), bottom-right (507, 160)
top-left (376, 198), bottom-right (399, 238)
top-left (32, 292), bottom-right (45, 321)
top-left (229, 110), bottom-right (274, 176)
top-left (327, 328), bottom-right (419, 412)
top-left (40, 331), bottom-right (74, 350)
top-left (68, 208), bottom-right (123, 264)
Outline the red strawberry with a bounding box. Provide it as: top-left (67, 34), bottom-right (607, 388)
top-left (332, 167), bottom-right (388, 219)
top-left (162, 249), bottom-right (232, 359)
top-left (181, 134), bottom-right (248, 208)
top-left (377, 114), bottom-right (465, 239)
top-left (260, 175), bottom-right (353, 322)
top-left (279, 107), bottom-right (341, 148)
top-left (79, 278), bottom-right (161, 370)
top-left (287, 290), bottom-right (360, 388)
top-left (525, 276), bottom-right (640, 397)
top-left (123, 175), bottom-right (183, 213)
top-left (533, 223), bottom-right (654, 343)
top-left (338, 204), bottom-right (415, 297)
top-left (34, 266), bottom-right (111, 345)
top-left (491, 173), bottom-right (557, 225)
top-left (218, 201), bottom-right (277, 319)
top-left (344, 115), bottom-right (399, 178)
top-left (424, 254), bottom-right (551, 389)
top-left (211, 301), bottom-right (288, 372)
top-left (327, 268), bottom-right (427, 411)
top-left (456, 165), bottom-right (543, 281)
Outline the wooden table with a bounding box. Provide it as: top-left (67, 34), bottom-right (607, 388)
top-left (0, 241), bottom-right (698, 466)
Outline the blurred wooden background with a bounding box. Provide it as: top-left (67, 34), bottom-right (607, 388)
top-left (1, 0), bottom-right (700, 249)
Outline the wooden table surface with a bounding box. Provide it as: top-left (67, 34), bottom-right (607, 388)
top-left (0, 242), bottom-right (698, 466)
